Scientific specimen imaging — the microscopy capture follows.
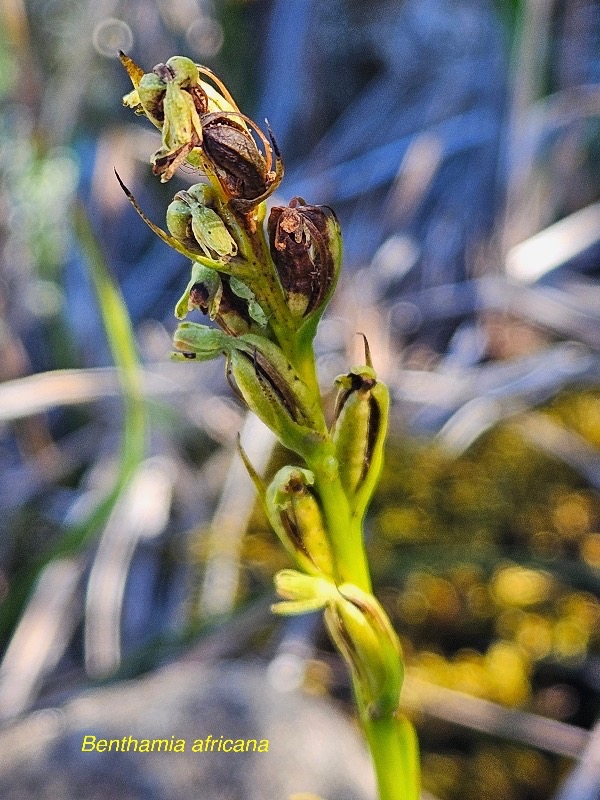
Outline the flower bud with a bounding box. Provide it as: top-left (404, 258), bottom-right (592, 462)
top-left (266, 467), bottom-right (333, 578)
top-left (167, 184), bottom-right (238, 261)
top-left (330, 339), bottom-right (389, 521)
top-left (268, 198), bottom-right (341, 322)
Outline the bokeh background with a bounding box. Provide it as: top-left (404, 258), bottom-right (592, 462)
top-left (1, 1), bottom-right (600, 798)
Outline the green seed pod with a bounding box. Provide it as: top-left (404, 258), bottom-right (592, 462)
top-left (227, 336), bottom-right (324, 457)
top-left (236, 334), bottom-right (319, 424)
top-left (266, 466), bottom-right (333, 578)
top-left (172, 324), bottom-right (322, 454)
top-left (324, 583), bottom-right (403, 719)
top-left (228, 350), bottom-right (316, 457)
top-left (330, 339), bottom-right (390, 521)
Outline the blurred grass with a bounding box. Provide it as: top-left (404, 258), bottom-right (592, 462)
top-left (0, 205), bottom-right (146, 641)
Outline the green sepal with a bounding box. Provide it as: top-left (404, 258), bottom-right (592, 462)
top-left (166, 198), bottom-right (194, 244)
top-left (151, 81), bottom-right (203, 182)
top-left (165, 56), bottom-right (199, 87)
top-left (161, 80), bottom-right (203, 151)
top-left (172, 321), bottom-right (233, 360)
top-left (137, 71), bottom-right (167, 128)
top-left (228, 277), bottom-right (268, 327)
top-left (189, 204), bottom-right (238, 260)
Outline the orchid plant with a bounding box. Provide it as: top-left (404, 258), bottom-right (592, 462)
top-left (118, 53), bottom-right (420, 800)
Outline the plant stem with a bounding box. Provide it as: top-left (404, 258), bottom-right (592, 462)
top-left (310, 454), bottom-right (372, 591)
top-left (360, 699), bottom-right (419, 800)
top-left (237, 205), bottom-right (300, 357)
top-left (0, 204), bottom-right (147, 643)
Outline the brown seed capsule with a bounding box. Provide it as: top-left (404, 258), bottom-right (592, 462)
top-left (268, 198), bottom-right (341, 319)
top-left (199, 113), bottom-right (283, 210)
top-left (202, 113), bottom-right (267, 199)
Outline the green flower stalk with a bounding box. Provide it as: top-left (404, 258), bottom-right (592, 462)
top-left (119, 53), bottom-right (420, 800)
